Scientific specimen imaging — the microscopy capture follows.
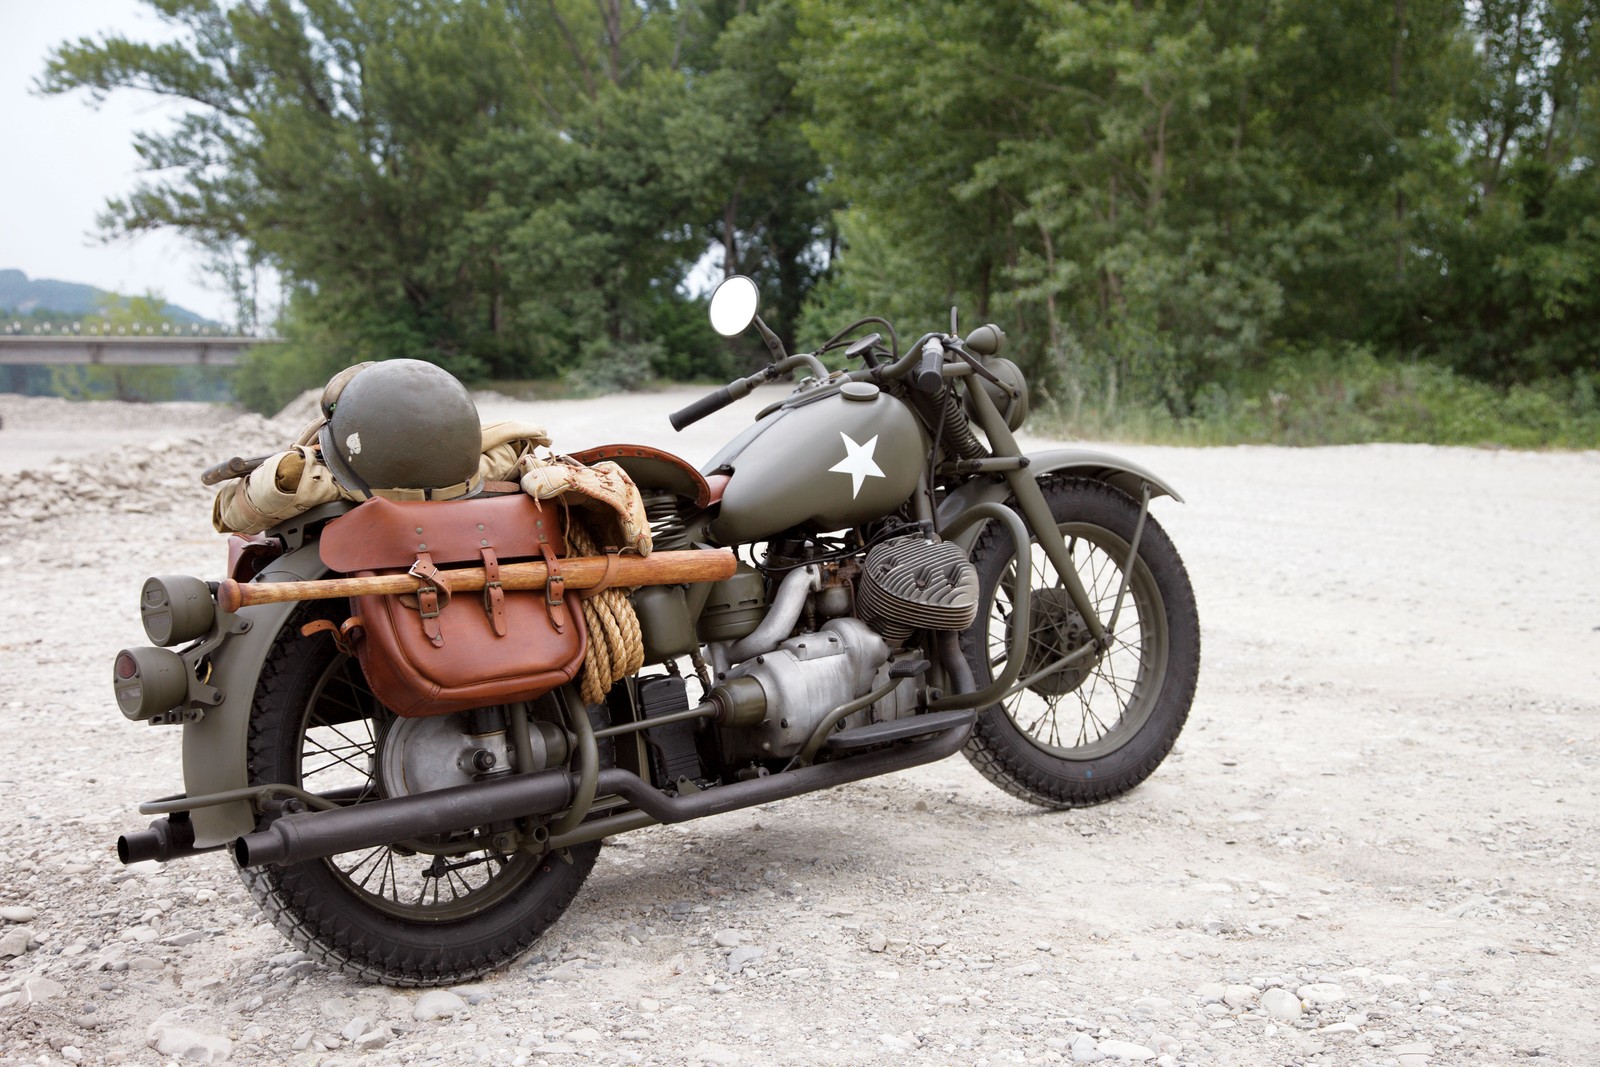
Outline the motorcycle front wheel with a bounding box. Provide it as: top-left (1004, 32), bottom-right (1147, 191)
top-left (237, 601), bottom-right (597, 987)
top-left (960, 476), bottom-right (1200, 808)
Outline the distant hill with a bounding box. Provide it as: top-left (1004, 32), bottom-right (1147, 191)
top-left (0, 269), bottom-right (218, 326)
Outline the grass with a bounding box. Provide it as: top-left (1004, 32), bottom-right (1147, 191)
top-left (1033, 349), bottom-right (1600, 449)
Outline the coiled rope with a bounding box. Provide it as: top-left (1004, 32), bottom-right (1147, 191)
top-left (564, 522), bottom-right (645, 705)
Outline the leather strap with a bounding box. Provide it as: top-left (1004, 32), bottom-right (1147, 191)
top-left (480, 546), bottom-right (506, 636)
top-left (300, 616), bottom-right (365, 657)
top-left (579, 548), bottom-right (624, 601)
top-left (538, 542), bottom-right (570, 634)
top-left (408, 553), bottom-right (450, 647)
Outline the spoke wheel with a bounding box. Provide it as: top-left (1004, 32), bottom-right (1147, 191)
top-left (960, 476), bottom-right (1199, 808)
top-left (238, 601), bottom-right (597, 986)
top-left (293, 658), bottom-right (539, 922)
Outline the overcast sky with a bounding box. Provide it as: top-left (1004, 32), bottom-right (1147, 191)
top-left (0, 1), bottom-right (241, 322)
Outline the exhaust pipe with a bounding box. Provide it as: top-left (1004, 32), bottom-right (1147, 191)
top-left (233, 710), bottom-right (977, 870)
top-left (234, 769), bottom-right (575, 868)
top-left (118, 812), bottom-right (225, 865)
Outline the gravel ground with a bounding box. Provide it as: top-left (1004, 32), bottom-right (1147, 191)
top-left (0, 388), bottom-right (1596, 1067)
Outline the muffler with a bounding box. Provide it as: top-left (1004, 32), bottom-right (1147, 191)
top-left (234, 768), bottom-right (575, 868)
top-left (233, 710), bottom-right (976, 870)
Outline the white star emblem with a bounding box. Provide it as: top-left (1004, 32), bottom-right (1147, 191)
top-left (828, 432), bottom-right (885, 498)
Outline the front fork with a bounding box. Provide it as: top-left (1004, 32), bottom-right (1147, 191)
top-left (961, 383), bottom-right (1151, 670)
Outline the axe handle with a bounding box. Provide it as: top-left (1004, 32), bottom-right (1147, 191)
top-left (218, 549), bottom-right (736, 613)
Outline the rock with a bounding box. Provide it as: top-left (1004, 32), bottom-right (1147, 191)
top-left (1223, 984), bottom-right (1258, 1008)
top-left (712, 929), bottom-right (742, 948)
top-left (413, 990), bottom-right (468, 1021)
top-left (0, 906), bottom-right (37, 923)
top-left (1194, 983), bottom-right (1226, 1005)
top-left (636, 997), bottom-right (661, 1013)
top-left (61, 1048), bottom-right (83, 1064)
top-left (19, 977), bottom-right (65, 1004)
top-left (341, 1017), bottom-right (368, 1042)
top-left (867, 931), bottom-right (888, 953)
top-left (726, 946), bottom-right (765, 972)
top-left (1260, 988), bottom-right (1302, 1021)
top-left (1296, 982), bottom-right (1346, 1006)
top-left (0, 927), bottom-right (33, 957)
top-left (147, 1021), bottom-right (233, 1064)
top-left (568, 1028), bottom-right (601, 1043)
top-left (1319, 1021), bottom-right (1360, 1037)
top-left (354, 1029), bottom-right (390, 1050)
top-left (1096, 1039), bottom-right (1156, 1061)
top-left (542, 960), bottom-right (586, 982)
top-left (1391, 1042), bottom-right (1436, 1056)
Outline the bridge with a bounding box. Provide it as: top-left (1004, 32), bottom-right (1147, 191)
top-left (0, 334), bottom-right (282, 367)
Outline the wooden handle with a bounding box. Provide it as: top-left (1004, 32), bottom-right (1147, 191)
top-left (218, 549), bottom-right (736, 613)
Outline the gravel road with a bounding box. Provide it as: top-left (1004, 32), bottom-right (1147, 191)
top-left (0, 388), bottom-right (1596, 1066)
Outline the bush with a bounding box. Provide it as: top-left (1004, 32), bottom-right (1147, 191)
top-left (560, 339), bottom-right (663, 398)
top-left (1032, 345), bottom-right (1600, 449)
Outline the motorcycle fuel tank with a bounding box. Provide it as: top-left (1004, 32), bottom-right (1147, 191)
top-left (708, 382), bottom-right (926, 544)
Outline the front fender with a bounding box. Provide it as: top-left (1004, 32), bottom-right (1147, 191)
top-left (937, 448), bottom-right (1183, 553)
top-left (184, 542), bottom-right (329, 848)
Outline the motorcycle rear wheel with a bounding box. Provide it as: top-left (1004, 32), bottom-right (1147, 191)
top-left (237, 601), bottom-right (597, 986)
top-left (959, 476), bottom-right (1200, 807)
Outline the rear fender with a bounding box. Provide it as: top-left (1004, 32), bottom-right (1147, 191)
top-left (183, 540), bottom-right (330, 847)
top-left (938, 448), bottom-right (1183, 553)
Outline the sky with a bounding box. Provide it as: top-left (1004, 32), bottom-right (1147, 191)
top-left (0, 1), bottom-right (245, 323)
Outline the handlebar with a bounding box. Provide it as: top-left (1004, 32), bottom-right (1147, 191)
top-left (669, 384), bottom-right (741, 431)
top-left (914, 337), bottom-right (946, 394)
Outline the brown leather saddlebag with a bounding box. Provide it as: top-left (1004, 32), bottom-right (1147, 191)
top-left (318, 494), bottom-right (586, 718)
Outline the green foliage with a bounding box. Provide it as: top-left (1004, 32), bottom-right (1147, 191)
top-left (1039, 346), bottom-right (1600, 448)
top-left (561, 338), bottom-right (664, 398)
top-left (39, 0), bottom-right (835, 399)
top-left (38, 0), bottom-right (1600, 443)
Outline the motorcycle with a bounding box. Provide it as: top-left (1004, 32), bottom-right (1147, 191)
top-left (110, 275), bottom-right (1200, 986)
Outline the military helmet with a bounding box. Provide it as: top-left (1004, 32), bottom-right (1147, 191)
top-left (317, 359), bottom-right (483, 501)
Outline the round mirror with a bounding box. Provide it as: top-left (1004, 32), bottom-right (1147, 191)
top-left (708, 275), bottom-right (760, 337)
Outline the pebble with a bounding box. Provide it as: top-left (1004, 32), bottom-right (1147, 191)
top-left (867, 931), bottom-right (888, 953)
top-left (19, 976), bottom-right (65, 1004)
top-left (413, 990), bottom-right (467, 1021)
top-left (1260, 987), bottom-right (1302, 1021)
top-left (1297, 982), bottom-right (1346, 1006)
top-left (147, 1020), bottom-right (233, 1064)
top-left (1223, 984), bottom-right (1257, 1008)
top-left (354, 1028), bottom-right (390, 1050)
top-left (1096, 1039), bottom-right (1156, 1061)
top-left (726, 945), bottom-right (765, 972)
top-left (712, 929), bottom-right (742, 948)
top-left (0, 927), bottom-right (33, 957)
top-left (0, 906), bottom-right (38, 923)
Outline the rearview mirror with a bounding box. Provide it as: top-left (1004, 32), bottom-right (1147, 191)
top-left (708, 275), bottom-right (760, 337)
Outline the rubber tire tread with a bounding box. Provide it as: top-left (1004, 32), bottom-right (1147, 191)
top-left (959, 476), bottom-right (1200, 809)
top-left (236, 600), bottom-right (598, 987)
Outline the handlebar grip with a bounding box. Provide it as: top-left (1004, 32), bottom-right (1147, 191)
top-left (669, 385), bottom-right (737, 431)
top-left (914, 338), bottom-right (945, 394)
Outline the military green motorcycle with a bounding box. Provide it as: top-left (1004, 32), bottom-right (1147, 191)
top-left (111, 276), bottom-right (1199, 986)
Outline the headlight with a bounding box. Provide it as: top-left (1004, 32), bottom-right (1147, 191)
top-left (140, 575), bottom-right (216, 646)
